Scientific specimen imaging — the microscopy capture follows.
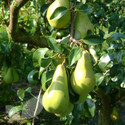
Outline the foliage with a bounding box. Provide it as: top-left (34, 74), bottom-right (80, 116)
top-left (0, 0), bottom-right (125, 125)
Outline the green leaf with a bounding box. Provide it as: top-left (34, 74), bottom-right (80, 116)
top-left (41, 70), bottom-right (54, 91)
top-left (121, 79), bottom-right (125, 88)
top-left (41, 58), bottom-right (52, 68)
top-left (9, 106), bottom-right (25, 117)
top-left (17, 89), bottom-right (25, 101)
top-left (98, 54), bottom-right (113, 71)
top-left (82, 0), bottom-right (86, 4)
top-left (0, 26), bottom-right (9, 42)
top-left (38, 67), bottom-right (45, 79)
top-left (27, 70), bottom-right (38, 84)
top-left (69, 47), bottom-right (83, 66)
top-left (86, 96), bottom-right (96, 117)
top-left (46, 36), bottom-right (62, 53)
top-left (33, 48), bottom-right (48, 67)
top-left (25, 87), bottom-right (32, 93)
top-left (109, 32), bottom-right (125, 41)
top-left (95, 73), bottom-right (104, 86)
top-left (79, 4), bottom-right (93, 14)
top-left (83, 35), bottom-right (105, 45)
top-left (50, 7), bottom-right (67, 20)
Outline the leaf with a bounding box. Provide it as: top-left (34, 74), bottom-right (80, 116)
top-left (86, 96), bottom-right (96, 117)
top-left (50, 7), bottom-right (67, 20)
top-left (9, 106), bottom-right (25, 117)
top-left (33, 48), bottom-right (48, 67)
top-left (38, 67), bottom-right (45, 79)
top-left (98, 54), bottom-right (113, 71)
top-left (27, 70), bottom-right (38, 84)
top-left (41, 70), bottom-right (54, 91)
top-left (46, 36), bottom-right (62, 53)
top-left (0, 26), bottom-right (9, 42)
top-left (79, 4), bottom-right (93, 14)
top-left (83, 35), bottom-right (105, 45)
top-left (25, 87), bottom-right (32, 93)
top-left (121, 79), bottom-right (125, 88)
top-left (69, 47), bottom-right (83, 66)
top-left (95, 73), bottom-right (104, 86)
top-left (109, 32), bottom-right (125, 41)
top-left (17, 89), bottom-right (25, 101)
top-left (22, 96), bottom-right (43, 119)
top-left (82, 0), bottom-right (86, 4)
top-left (41, 58), bottom-right (52, 68)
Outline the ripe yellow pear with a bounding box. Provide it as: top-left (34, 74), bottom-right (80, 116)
top-left (46, 0), bottom-right (71, 28)
top-left (71, 50), bottom-right (96, 95)
top-left (74, 12), bottom-right (94, 40)
top-left (55, 102), bottom-right (74, 117)
top-left (42, 64), bottom-right (69, 114)
top-left (3, 67), bottom-right (13, 83)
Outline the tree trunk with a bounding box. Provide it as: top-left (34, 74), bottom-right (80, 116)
top-left (98, 108), bottom-right (113, 125)
top-left (95, 88), bottom-right (114, 125)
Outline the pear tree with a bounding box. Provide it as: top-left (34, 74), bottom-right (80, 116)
top-left (0, 0), bottom-right (125, 125)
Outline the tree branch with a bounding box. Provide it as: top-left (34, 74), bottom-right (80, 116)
top-left (7, 0), bottom-right (48, 47)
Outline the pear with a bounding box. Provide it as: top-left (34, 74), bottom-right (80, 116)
top-left (55, 102), bottom-right (74, 117)
top-left (71, 50), bottom-right (96, 95)
top-left (42, 64), bottom-right (69, 114)
top-left (75, 94), bottom-right (87, 104)
top-left (74, 12), bottom-right (94, 40)
top-left (46, 0), bottom-right (71, 28)
top-left (1, 66), bottom-right (8, 77)
top-left (3, 67), bottom-right (13, 83)
top-left (110, 107), bottom-right (119, 121)
top-left (12, 68), bottom-right (19, 82)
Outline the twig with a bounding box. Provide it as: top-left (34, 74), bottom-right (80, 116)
top-left (32, 85), bottom-right (42, 125)
top-left (69, 2), bottom-right (75, 44)
top-left (69, 2), bottom-right (83, 47)
top-left (70, 37), bottom-right (82, 46)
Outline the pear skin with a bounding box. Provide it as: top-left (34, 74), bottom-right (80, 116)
top-left (42, 64), bottom-right (69, 114)
top-left (74, 12), bottom-right (94, 40)
top-left (3, 67), bottom-right (13, 83)
top-left (71, 50), bottom-right (96, 95)
top-left (55, 102), bottom-right (74, 117)
top-left (12, 68), bottom-right (19, 82)
top-left (46, 0), bottom-right (71, 28)
top-left (75, 94), bottom-right (87, 104)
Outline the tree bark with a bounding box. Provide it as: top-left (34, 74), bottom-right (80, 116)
top-left (7, 0), bottom-right (48, 48)
top-left (95, 88), bottom-right (113, 125)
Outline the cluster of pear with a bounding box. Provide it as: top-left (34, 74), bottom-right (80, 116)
top-left (46, 0), bottom-right (94, 39)
top-left (2, 67), bottom-right (19, 83)
top-left (42, 50), bottom-right (96, 117)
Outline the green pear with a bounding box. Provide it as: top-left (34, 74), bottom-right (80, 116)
top-left (12, 68), bottom-right (19, 82)
top-left (55, 102), bottom-right (74, 117)
top-left (110, 107), bottom-right (119, 121)
top-left (75, 94), bottom-right (87, 104)
top-left (3, 67), bottom-right (13, 83)
top-left (46, 0), bottom-right (71, 28)
top-left (42, 64), bottom-right (69, 114)
top-left (71, 50), bottom-right (96, 95)
top-left (1, 66), bottom-right (8, 77)
top-left (74, 12), bottom-right (94, 40)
